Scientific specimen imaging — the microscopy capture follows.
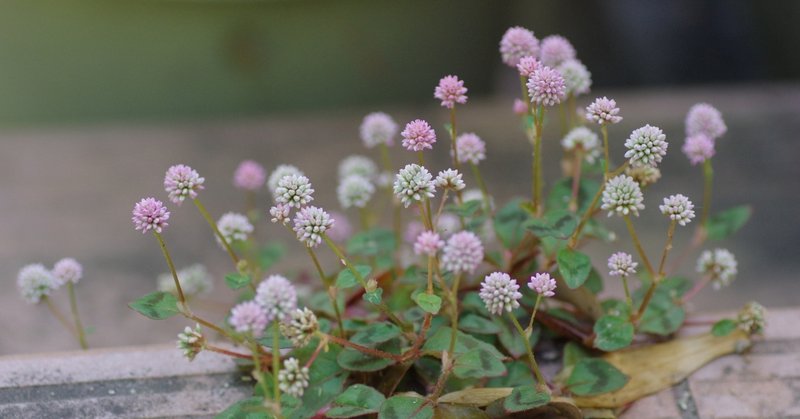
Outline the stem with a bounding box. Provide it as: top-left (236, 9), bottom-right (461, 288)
top-left (426, 256), bottom-right (434, 294)
top-left (380, 143), bottom-right (403, 251)
top-left (623, 216), bottom-right (655, 277)
top-left (470, 163), bottom-right (492, 214)
top-left (305, 337), bottom-right (328, 368)
top-left (272, 321), bottom-right (281, 406)
top-left (449, 107), bottom-right (462, 172)
top-left (153, 231), bottom-right (185, 303)
top-left (601, 124), bottom-right (610, 179)
top-left (44, 296), bottom-right (78, 338)
top-left (305, 246), bottom-right (344, 337)
top-left (417, 151), bottom-right (425, 166)
top-left (568, 94), bottom-right (576, 128)
top-left (446, 274), bottom-right (462, 358)
top-left (526, 294), bottom-right (543, 332)
top-left (621, 275), bottom-right (633, 312)
top-left (568, 181), bottom-right (604, 248)
top-left (206, 344), bottom-right (253, 360)
top-left (508, 313), bottom-right (547, 389)
top-left (433, 190), bottom-right (449, 226)
top-left (633, 221), bottom-right (677, 322)
top-left (533, 106), bottom-right (544, 215)
top-left (568, 149), bottom-right (583, 212)
top-left (67, 283), bottom-right (88, 350)
top-left (701, 159), bottom-right (714, 226)
top-left (325, 334), bottom-right (402, 361)
top-left (657, 221), bottom-right (678, 278)
top-left (358, 207), bottom-right (371, 231)
top-left (193, 198), bottom-right (240, 265)
top-left (682, 275), bottom-right (712, 303)
top-left (558, 102), bottom-right (568, 135)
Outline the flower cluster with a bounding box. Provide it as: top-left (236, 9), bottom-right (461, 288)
top-left (280, 307), bottom-right (319, 348)
top-left (164, 164), bottom-right (205, 204)
top-left (608, 252), bottom-right (637, 277)
top-left (52, 258), bottom-right (83, 286)
top-left (527, 66), bottom-right (566, 107)
top-left (278, 357), bottom-right (310, 398)
top-left (293, 206), bottom-right (334, 247)
top-left (360, 112), bottom-right (398, 148)
top-left (256, 275), bottom-right (298, 323)
top-left (268, 165), bottom-right (304, 197)
top-left (586, 97), bottom-right (622, 124)
top-left (737, 302), bottom-right (766, 335)
top-left (414, 231), bottom-right (444, 257)
top-left (686, 103), bottom-right (727, 140)
top-left (500, 26), bottom-right (539, 67)
top-left (659, 194), bottom-right (695, 226)
top-left (440, 231), bottom-right (484, 274)
top-left (697, 248), bottom-right (738, 289)
top-left (562, 127), bottom-right (601, 163)
top-left (434, 169), bottom-right (466, 191)
top-left (229, 301), bottom-right (269, 337)
top-left (455, 133), bottom-right (487, 165)
top-left (275, 174), bottom-right (315, 208)
top-left (217, 212), bottom-right (254, 245)
top-left (337, 175), bottom-right (375, 209)
top-left (393, 164), bottom-right (436, 208)
top-left (557, 59), bottom-right (591, 96)
top-left (434, 75), bottom-right (468, 108)
top-left (480, 272), bottom-right (522, 315)
top-left (158, 264), bottom-right (213, 297)
top-left (177, 324), bottom-right (205, 361)
top-left (624, 125), bottom-right (668, 168)
top-left (539, 35), bottom-right (576, 67)
top-left (132, 197), bottom-right (170, 234)
top-left (401, 119), bottom-right (437, 152)
top-left (233, 160), bottom-right (266, 191)
top-left (528, 273), bottom-right (557, 297)
top-left (601, 175), bottom-right (645, 217)
top-left (17, 264), bottom-right (57, 304)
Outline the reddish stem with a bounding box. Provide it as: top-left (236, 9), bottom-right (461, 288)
top-left (206, 344), bottom-right (260, 361)
top-left (325, 334), bottom-right (402, 361)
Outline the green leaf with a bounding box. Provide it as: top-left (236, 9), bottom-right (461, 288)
top-left (458, 314), bottom-right (501, 335)
top-left (379, 396), bottom-right (433, 419)
top-left (349, 322), bottom-right (401, 346)
top-left (584, 267), bottom-right (604, 294)
top-left (413, 293), bottom-right (442, 314)
top-left (711, 319), bottom-right (737, 337)
top-left (258, 243), bottom-right (284, 271)
top-left (128, 291), bottom-right (180, 320)
top-left (423, 327), bottom-right (505, 360)
top-left (452, 348), bottom-right (507, 379)
top-left (216, 396), bottom-right (269, 419)
top-left (562, 342), bottom-right (590, 370)
top-left (336, 339), bottom-right (400, 372)
top-left (224, 273), bottom-right (251, 290)
top-left (487, 361), bottom-right (537, 388)
top-left (336, 265), bottom-right (371, 289)
top-left (593, 315), bottom-right (635, 351)
top-left (557, 248), bottom-right (592, 289)
top-left (567, 358), bottom-right (629, 396)
top-left (706, 205), bottom-right (752, 241)
top-left (493, 199), bottom-right (530, 248)
top-left (433, 404), bottom-right (490, 419)
top-left (447, 199), bottom-right (482, 218)
top-left (494, 317), bottom-right (540, 358)
top-left (547, 177), bottom-right (600, 214)
top-left (503, 386), bottom-right (551, 413)
top-left (327, 384), bottom-right (386, 418)
top-left (525, 210), bottom-right (577, 240)
top-left (363, 288), bottom-right (383, 305)
top-left (347, 228), bottom-right (396, 256)
top-left (638, 302), bottom-right (685, 336)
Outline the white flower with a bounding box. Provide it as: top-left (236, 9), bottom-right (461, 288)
top-left (158, 264), bottom-right (213, 297)
top-left (561, 127), bottom-right (601, 164)
top-left (607, 252), bottom-right (637, 277)
top-left (557, 59), bottom-right (591, 96)
top-left (17, 264), bottom-right (57, 304)
top-left (280, 307), bottom-right (319, 348)
top-left (479, 272), bottom-right (522, 315)
top-left (275, 174), bottom-right (314, 208)
top-left (337, 175), bottom-right (375, 209)
top-left (659, 194), bottom-right (695, 226)
top-left (338, 155), bottom-right (378, 181)
top-left (278, 358), bottom-right (310, 398)
top-left (292, 206), bottom-right (334, 248)
top-left (393, 164), bottom-right (435, 208)
top-left (434, 169), bottom-right (466, 191)
top-left (624, 125), bottom-right (668, 168)
top-left (216, 212), bottom-right (253, 246)
top-left (255, 275), bottom-right (298, 323)
top-left (601, 175), bottom-right (645, 217)
top-left (697, 249), bottom-right (737, 289)
top-left (177, 324), bottom-right (205, 361)
top-left (268, 165), bottom-right (304, 196)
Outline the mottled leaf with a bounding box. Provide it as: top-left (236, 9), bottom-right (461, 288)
top-left (128, 291), bottom-right (179, 320)
top-left (567, 358), bottom-right (629, 396)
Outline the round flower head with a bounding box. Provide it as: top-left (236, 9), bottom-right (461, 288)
top-left (326, 211), bottom-right (353, 242)
top-left (480, 272), bottom-right (523, 315)
top-left (539, 35), bottom-right (576, 67)
top-left (393, 164), bottom-right (436, 208)
top-left (275, 174), bottom-right (314, 208)
top-left (586, 97), bottom-right (622, 125)
top-left (337, 175), bottom-right (375, 209)
top-left (338, 155), bottom-right (378, 181)
top-left (737, 302), bottom-right (766, 335)
top-left (17, 264), bottom-right (57, 304)
top-left (682, 134), bottom-right (715, 166)
top-left (527, 66), bottom-right (566, 107)
top-left (434, 75), bottom-right (468, 109)
top-left (52, 258), bottom-right (82, 286)
top-left (293, 205), bottom-right (334, 247)
top-left (164, 164), bottom-right (204, 204)
top-left (500, 26), bottom-right (539, 67)
top-left (228, 301), bottom-right (268, 337)
top-left (625, 125), bottom-right (668, 168)
top-left (561, 126), bottom-right (601, 164)
top-left (375, 171), bottom-right (393, 189)
top-left (455, 132), bottom-right (486, 165)
top-left (462, 188), bottom-right (495, 212)
top-left (437, 213), bottom-right (462, 237)
top-left (601, 175), bottom-right (645, 217)
top-left (256, 274), bottom-right (298, 323)
top-left (280, 307), bottom-right (319, 348)
top-left (697, 248), bottom-right (738, 289)
top-left (414, 231), bottom-right (444, 257)
top-left (557, 59), bottom-right (591, 96)
top-left (269, 203), bottom-right (292, 225)
top-left (440, 231), bottom-right (484, 274)
top-left (401, 119), bottom-right (437, 152)
top-left (177, 324), bottom-right (205, 361)
top-left (608, 252), bottom-right (637, 277)
top-left (434, 169), bottom-right (466, 191)
top-left (659, 194), bottom-right (695, 226)
top-left (625, 165), bottom-right (662, 187)
top-left (528, 272), bottom-right (557, 297)
top-left (278, 357), bottom-right (310, 398)
top-left (360, 112), bottom-right (398, 148)
top-left (516, 56), bottom-right (540, 78)
top-left (268, 165), bottom-right (304, 197)
top-left (233, 160), bottom-right (266, 191)
top-left (216, 212), bottom-right (254, 246)
top-left (513, 98), bottom-right (528, 116)
top-left (132, 197), bottom-right (170, 234)
top-left (686, 103), bottom-right (727, 140)
top-left (158, 264), bottom-right (213, 297)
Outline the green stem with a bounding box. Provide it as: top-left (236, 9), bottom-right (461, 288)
top-left (623, 216), bottom-right (655, 277)
top-left (272, 320), bottom-right (282, 406)
top-left (193, 198), bottom-right (240, 265)
top-left (250, 340), bottom-right (271, 406)
top-left (446, 274), bottom-right (462, 360)
top-left (508, 312), bottom-right (547, 389)
top-left (305, 246), bottom-right (344, 338)
top-left (358, 207), bottom-right (370, 231)
top-left (67, 282), bottom-right (88, 350)
top-left (470, 163), bottom-right (492, 214)
top-left (558, 102), bottom-right (568, 135)
top-left (701, 159), bottom-right (714, 227)
top-left (426, 255), bottom-right (434, 294)
top-left (533, 106), bottom-right (544, 215)
top-left (568, 149), bottom-right (583, 212)
top-left (568, 181), bottom-right (604, 248)
top-left (449, 107), bottom-right (462, 172)
top-left (43, 296), bottom-right (78, 339)
top-left (153, 231), bottom-right (185, 303)
top-left (621, 275), bottom-right (633, 313)
top-left (568, 94), bottom-right (576, 128)
top-left (601, 124), bottom-right (610, 180)
top-left (325, 334), bottom-right (402, 361)
top-left (526, 295), bottom-right (542, 332)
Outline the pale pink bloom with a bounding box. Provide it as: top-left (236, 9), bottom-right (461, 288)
top-left (52, 258), bottom-right (82, 286)
top-left (586, 97), bottom-right (622, 124)
top-left (516, 56), bottom-right (540, 78)
top-left (255, 275), bottom-right (297, 323)
top-left (292, 206), bottom-right (334, 248)
top-left (659, 194), bottom-right (695, 226)
top-left (608, 252), bottom-right (637, 277)
top-left (686, 103), bottom-right (727, 140)
top-left (401, 120), bottom-right (437, 152)
top-left (455, 132), bottom-right (486, 165)
top-left (360, 112), bottom-right (398, 148)
top-left (539, 35), bottom-right (576, 67)
top-left (527, 66), bottom-right (566, 107)
top-left (164, 164), bottom-right (204, 204)
top-left (132, 197), bottom-right (170, 234)
top-left (229, 301), bottom-right (269, 337)
top-left (414, 231), bottom-right (444, 257)
top-left (682, 134), bottom-right (715, 165)
top-left (233, 160), bottom-right (266, 191)
top-left (513, 99), bottom-right (528, 116)
top-left (326, 211), bottom-right (353, 242)
top-left (434, 75), bottom-right (468, 109)
top-left (500, 26), bottom-right (539, 68)
top-left (440, 231), bottom-right (484, 274)
top-left (528, 272), bottom-right (557, 297)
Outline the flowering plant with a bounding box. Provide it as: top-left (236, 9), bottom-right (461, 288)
top-left (20, 26), bottom-right (762, 418)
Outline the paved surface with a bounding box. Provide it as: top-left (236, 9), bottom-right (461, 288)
top-left (1, 84), bottom-right (799, 355)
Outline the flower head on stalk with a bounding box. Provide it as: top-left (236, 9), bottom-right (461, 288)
top-left (268, 165), bottom-right (304, 197)
top-left (17, 264), bottom-right (57, 304)
top-left (601, 175), bottom-right (645, 217)
top-left (229, 301), bottom-right (269, 337)
top-left (516, 56), bottom-right (540, 77)
top-left (625, 165), bottom-right (662, 187)
top-left (177, 324), bottom-right (205, 361)
top-left (275, 174), bottom-right (314, 208)
top-left (392, 164), bottom-right (436, 208)
top-left (480, 272), bottom-right (522, 315)
top-left (682, 134), bottom-right (716, 166)
top-left (608, 252), bottom-right (637, 277)
top-left (360, 112), bottom-right (398, 148)
top-left (557, 58), bottom-right (592, 96)
top-left (132, 197), bottom-right (170, 234)
top-left (624, 125), bottom-right (668, 168)
top-left (528, 272), bottom-right (557, 297)
top-left (440, 231), bottom-right (484, 274)
top-left (52, 258), bottom-right (83, 286)
top-left (527, 66), bottom-right (566, 107)
top-left (659, 194), bottom-right (695, 226)
top-left (292, 206), bottom-right (334, 248)
top-left (561, 126), bottom-right (601, 164)
top-left (455, 133), bottom-right (487, 165)
top-left (586, 97), bottom-right (622, 124)
top-left (539, 35), bottom-right (576, 67)
top-left (500, 26), bottom-right (539, 67)
top-left (337, 175), bottom-right (375, 209)
top-left (158, 264), bottom-right (213, 297)
top-left (513, 99), bottom-right (528, 116)
top-left (401, 120), bottom-right (437, 152)
top-left (216, 212), bottom-right (254, 246)
top-left (434, 169), bottom-right (466, 191)
top-left (233, 160), bottom-right (266, 191)
top-left (737, 302), bottom-right (766, 335)
top-left (280, 307), bottom-right (319, 348)
top-left (434, 75), bottom-right (468, 109)
top-left (255, 274), bottom-right (298, 323)
top-left (326, 211), bottom-right (353, 242)
top-left (278, 357), bottom-right (310, 398)
top-left (269, 203), bottom-right (291, 225)
top-left (164, 164), bottom-right (204, 204)
top-left (697, 249), bottom-right (737, 289)
top-left (686, 103), bottom-right (727, 140)
top-left (414, 231), bottom-right (444, 257)
top-left (338, 155), bottom-right (378, 181)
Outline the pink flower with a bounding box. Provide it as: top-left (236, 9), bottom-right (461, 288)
top-left (516, 56), bottom-right (540, 77)
top-left (586, 97), bottom-right (623, 124)
top-left (500, 26), bottom-right (539, 68)
top-left (233, 160), bottom-right (266, 191)
top-left (164, 164), bottom-right (204, 204)
top-left (513, 99), bottom-right (528, 116)
top-left (401, 120), bottom-right (437, 152)
top-left (527, 66), bottom-right (566, 107)
top-left (528, 272), bottom-right (557, 297)
top-left (414, 231), bottom-right (444, 257)
top-left (682, 134), bottom-right (716, 165)
top-left (440, 231), bottom-right (484, 274)
top-left (434, 75), bottom-right (468, 109)
top-left (132, 197), bottom-right (170, 234)
top-left (539, 35), bottom-right (576, 67)
top-left (292, 206), bottom-right (334, 248)
top-left (360, 112), bottom-right (398, 148)
top-left (608, 252), bottom-right (637, 277)
top-left (228, 301), bottom-right (269, 337)
top-left (480, 272), bottom-right (522, 315)
top-left (455, 132), bottom-right (486, 165)
top-left (686, 103), bottom-right (727, 140)
top-left (52, 258), bottom-right (83, 286)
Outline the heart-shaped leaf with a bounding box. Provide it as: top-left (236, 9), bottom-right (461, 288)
top-left (566, 358), bottom-right (629, 396)
top-left (336, 265), bottom-right (371, 289)
top-left (593, 315), bottom-right (634, 351)
top-left (557, 248), bottom-right (592, 289)
top-left (413, 293), bottom-right (442, 314)
top-left (327, 384), bottom-right (386, 418)
top-left (503, 386), bottom-right (551, 413)
top-left (224, 272), bottom-right (251, 290)
top-left (128, 291), bottom-right (180, 320)
top-left (706, 205), bottom-right (751, 241)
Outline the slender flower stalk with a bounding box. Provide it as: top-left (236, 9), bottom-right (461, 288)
top-left (67, 282), bottom-right (88, 350)
top-left (623, 216), bottom-right (655, 277)
top-left (508, 312), bottom-right (547, 389)
top-left (248, 341), bottom-right (273, 415)
top-left (569, 148), bottom-right (583, 212)
top-left (449, 108), bottom-right (462, 172)
top-left (470, 163), bottom-right (492, 213)
top-left (701, 159), bottom-right (714, 227)
top-left (532, 105), bottom-right (544, 214)
top-left (44, 296), bottom-right (78, 339)
top-left (206, 344), bottom-right (253, 360)
top-left (154, 231), bottom-right (186, 304)
top-left (305, 245), bottom-right (344, 337)
top-left (193, 199), bottom-right (240, 265)
top-left (526, 294), bottom-right (543, 332)
top-left (601, 124), bottom-right (610, 179)
top-left (634, 220), bottom-right (676, 322)
top-left (272, 320), bottom-right (282, 408)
